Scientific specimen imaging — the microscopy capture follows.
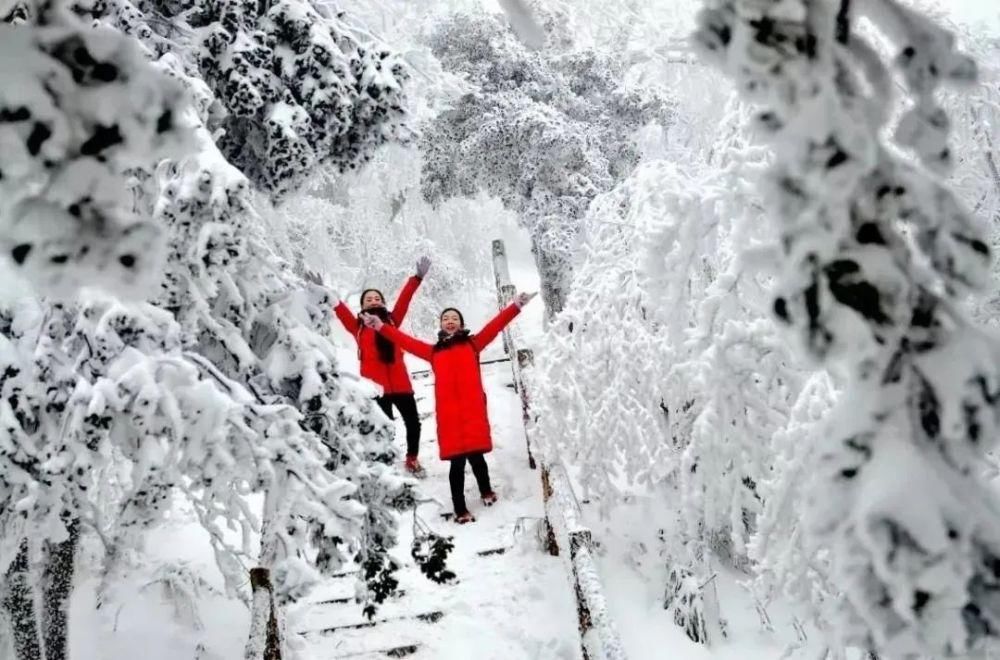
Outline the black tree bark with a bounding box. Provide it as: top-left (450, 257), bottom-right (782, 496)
top-left (2, 539), bottom-right (42, 660)
top-left (41, 520), bottom-right (79, 660)
top-left (531, 241), bottom-right (568, 322)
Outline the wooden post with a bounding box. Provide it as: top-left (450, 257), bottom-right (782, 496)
top-left (500, 282), bottom-right (520, 393)
top-left (492, 240), bottom-right (524, 395)
top-left (569, 531), bottom-right (595, 660)
top-left (516, 348), bottom-right (536, 469)
top-left (540, 466), bottom-right (559, 556)
top-left (492, 240), bottom-right (514, 358)
top-left (492, 240), bottom-right (513, 306)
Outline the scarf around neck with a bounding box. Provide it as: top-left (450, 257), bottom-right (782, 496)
top-left (359, 306), bottom-right (395, 363)
top-left (434, 328), bottom-right (472, 352)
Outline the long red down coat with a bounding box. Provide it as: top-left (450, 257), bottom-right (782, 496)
top-left (376, 303), bottom-right (521, 460)
top-left (334, 276), bottom-right (422, 395)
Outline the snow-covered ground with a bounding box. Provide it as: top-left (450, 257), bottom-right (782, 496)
top-left (300, 361), bottom-right (579, 659)
top-left (578, 494), bottom-right (878, 660)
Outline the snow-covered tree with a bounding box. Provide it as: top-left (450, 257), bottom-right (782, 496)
top-left (141, 109), bottom-right (422, 659)
top-left (420, 6), bottom-right (673, 318)
top-left (532, 172), bottom-right (674, 506)
top-left (534, 136), bottom-right (811, 642)
top-left (696, 0), bottom-right (1000, 654)
top-left (267, 144), bottom-right (499, 339)
top-left (0, 291), bottom-right (371, 660)
top-left (0, 1), bottom-right (436, 657)
top-left (82, 0), bottom-right (410, 200)
top-left (0, 0), bottom-right (410, 298)
top-left (748, 371), bottom-right (844, 656)
top-left (0, 0), bottom-right (192, 296)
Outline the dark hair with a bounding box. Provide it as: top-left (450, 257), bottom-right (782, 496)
top-left (434, 308), bottom-right (470, 352)
top-left (439, 307), bottom-right (465, 327)
top-left (360, 288), bottom-right (386, 307)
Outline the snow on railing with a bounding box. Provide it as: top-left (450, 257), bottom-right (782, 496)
top-left (492, 238), bottom-right (627, 660)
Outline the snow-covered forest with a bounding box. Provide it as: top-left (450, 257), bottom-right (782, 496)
top-left (1, 0), bottom-right (1000, 658)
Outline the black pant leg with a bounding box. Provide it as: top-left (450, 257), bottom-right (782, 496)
top-left (393, 393), bottom-right (422, 457)
top-left (449, 456), bottom-right (468, 515)
top-left (375, 396), bottom-right (394, 420)
top-left (467, 453), bottom-right (492, 496)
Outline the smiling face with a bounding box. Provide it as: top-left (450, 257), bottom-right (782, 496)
top-left (361, 290), bottom-right (385, 310)
top-left (440, 309), bottom-right (463, 334)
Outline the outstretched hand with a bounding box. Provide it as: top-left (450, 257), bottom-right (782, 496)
top-left (304, 269), bottom-right (340, 303)
top-left (514, 291), bottom-right (537, 308)
top-left (361, 312), bottom-right (384, 331)
top-left (416, 256), bottom-right (432, 279)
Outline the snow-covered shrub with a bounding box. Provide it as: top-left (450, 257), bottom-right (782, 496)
top-left (420, 7), bottom-right (673, 317)
top-left (0, 0), bottom-right (191, 296)
top-left (695, 0), bottom-right (1000, 654)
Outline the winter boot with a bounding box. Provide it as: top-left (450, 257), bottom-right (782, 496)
top-left (405, 455), bottom-right (426, 478)
top-left (454, 511), bottom-right (476, 524)
top-left (481, 491), bottom-right (498, 507)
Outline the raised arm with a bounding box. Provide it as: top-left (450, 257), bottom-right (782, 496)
top-left (472, 303), bottom-right (521, 352)
top-left (391, 257), bottom-right (431, 324)
top-left (377, 324), bottom-right (434, 362)
top-left (333, 301), bottom-right (358, 336)
top-left (304, 270), bottom-right (357, 337)
top-left (390, 276), bottom-right (422, 325)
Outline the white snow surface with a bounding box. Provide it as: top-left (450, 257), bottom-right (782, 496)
top-left (582, 494), bottom-right (875, 660)
top-left (298, 362), bottom-right (579, 659)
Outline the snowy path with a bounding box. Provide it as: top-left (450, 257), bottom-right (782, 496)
top-left (300, 361), bottom-right (581, 660)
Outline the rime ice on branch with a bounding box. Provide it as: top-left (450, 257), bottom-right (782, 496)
top-left (0, 0), bottom-right (191, 296)
top-left (85, 0), bottom-right (410, 201)
top-left (695, 0), bottom-right (1000, 655)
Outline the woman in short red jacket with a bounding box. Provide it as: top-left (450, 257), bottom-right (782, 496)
top-left (363, 291), bottom-right (536, 523)
top-left (311, 257), bottom-right (431, 476)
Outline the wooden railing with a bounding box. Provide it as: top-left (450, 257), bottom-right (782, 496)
top-left (491, 239), bottom-right (627, 660)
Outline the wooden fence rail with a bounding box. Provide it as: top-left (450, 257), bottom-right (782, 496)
top-left (491, 238), bottom-right (627, 660)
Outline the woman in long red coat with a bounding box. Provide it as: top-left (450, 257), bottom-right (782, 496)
top-left (362, 291), bottom-right (536, 523)
top-left (307, 257), bottom-right (431, 476)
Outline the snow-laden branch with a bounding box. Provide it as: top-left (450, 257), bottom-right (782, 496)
top-left (0, 0), bottom-right (192, 297)
top-left (694, 0), bottom-right (1000, 654)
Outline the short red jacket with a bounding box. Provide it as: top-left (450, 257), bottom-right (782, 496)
top-left (334, 276), bottom-right (422, 395)
top-left (377, 303), bottom-right (521, 460)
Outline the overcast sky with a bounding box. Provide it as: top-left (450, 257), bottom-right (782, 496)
top-left (949, 0), bottom-right (1000, 28)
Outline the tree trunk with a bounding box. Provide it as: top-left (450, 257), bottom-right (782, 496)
top-left (245, 488), bottom-right (284, 660)
top-left (245, 568), bottom-right (282, 660)
top-left (530, 241), bottom-right (568, 323)
top-left (1, 539), bottom-right (42, 660)
top-left (41, 520), bottom-right (80, 660)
